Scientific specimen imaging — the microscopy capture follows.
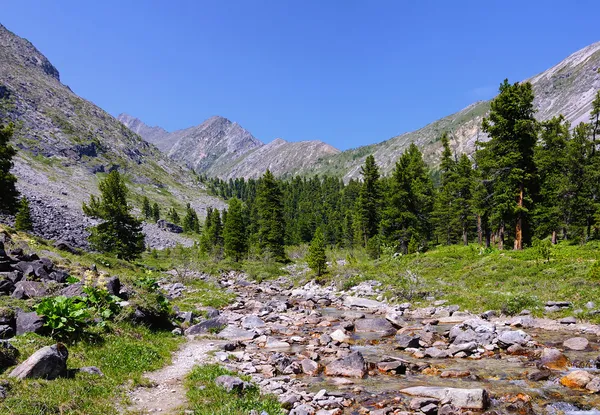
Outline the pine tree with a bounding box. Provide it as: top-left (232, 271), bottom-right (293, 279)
top-left (167, 207), bottom-right (180, 225)
top-left (455, 153), bottom-right (474, 245)
top-left (82, 170), bottom-right (145, 260)
top-left (432, 133), bottom-right (458, 244)
top-left (224, 197), bottom-right (247, 261)
top-left (182, 203), bottom-right (199, 233)
top-left (14, 197), bottom-right (33, 231)
top-left (356, 155), bottom-right (382, 246)
top-left (142, 196), bottom-right (152, 220)
top-left (0, 123), bottom-right (19, 213)
top-left (256, 170), bottom-right (286, 261)
top-left (200, 208), bottom-right (224, 256)
top-left (479, 79), bottom-right (538, 250)
top-left (152, 202), bottom-right (160, 222)
top-left (307, 227), bottom-right (327, 276)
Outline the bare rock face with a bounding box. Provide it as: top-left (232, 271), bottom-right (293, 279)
top-left (9, 343), bottom-right (68, 380)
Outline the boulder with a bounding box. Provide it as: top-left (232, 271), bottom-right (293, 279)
top-left (330, 329), bottom-right (351, 343)
top-left (59, 282), bottom-right (85, 298)
top-left (354, 318), bottom-right (396, 336)
top-left (290, 404), bottom-right (316, 415)
top-left (104, 276), bottom-right (121, 296)
top-left (396, 333), bottom-right (421, 349)
top-left (424, 347), bottom-right (450, 359)
top-left (324, 351), bottom-right (367, 378)
top-left (377, 360), bottom-right (407, 374)
top-left (301, 358), bottom-right (320, 376)
top-left (241, 315), bottom-right (265, 329)
top-left (449, 319), bottom-right (495, 346)
top-left (0, 278), bottom-right (14, 293)
top-left (540, 348), bottom-right (570, 370)
top-left (559, 316), bottom-right (577, 325)
top-left (214, 375), bottom-right (246, 392)
top-left (15, 310), bottom-right (44, 336)
top-left (49, 270), bottom-right (69, 284)
top-left (563, 337), bottom-right (589, 351)
top-left (385, 312), bottom-right (407, 327)
top-left (560, 370), bottom-right (594, 389)
top-left (217, 325), bottom-right (256, 342)
top-left (53, 240), bottom-right (79, 254)
top-left (184, 316), bottom-right (228, 335)
top-left (400, 386), bottom-right (490, 410)
top-left (497, 330), bottom-right (531, 348)
top-left (0, 340), bottom-right (18, 368)
top-left (156, 219), bottom-right (183, 234)
top-left (0, 325), bottom-right (14, 339)
top-left (343, 296), bottom-right (384, 309)
top-left (11, 281), bottom-right (48, 299)
top-left (586, 377), bottom-right (600, 393)
top-left (9, 343), bottom-right (68, 380)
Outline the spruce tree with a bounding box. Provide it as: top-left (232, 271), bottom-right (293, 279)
top-left (256, 170), bottom-right (286, 261)
top-left (167, 207), bottom-right (180, 225)
top-left (455, 153), bottom-right (474, 245)
top-left (182, 203), bottom-right (199, 233)
top-left (223, 197), bottom-right (247, 261)
top-left (14, 197), bottom-right (33, 231)
top-left (142, 196), bottom-right (152, 220)
top-left (432, 133), bottom-right (458, 244)
top-left (356, 155), bottom-right (382, 246)
top-left (152, 202), bottom-right (160, 222)
top-left (307, 227), bottom-right (327, 276)
top-left (479, 79), bottom-right (538, 250)
top-left (0, 123), bottom-right (19, 213)
top-left (82, 170), bottom-right (145, 260)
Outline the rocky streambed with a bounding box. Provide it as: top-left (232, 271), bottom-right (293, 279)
top-left (184, 275), bottom-right (600, 415)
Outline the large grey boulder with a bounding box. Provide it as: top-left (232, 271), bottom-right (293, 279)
top-left (9, 343), bottom-right (68, 380)
top-left (214, 375), bottom-right (246, 392)
top-left (343, 296), bottom-right (384, 309)
top-left (354, 318), bottom-right (396, 336)
top-left (184, 316), bottom-right (228, 335)
top-left (324, 351), bottom-right (367, 378)
top-left (217, 325), bottom-right (256, 341)
top-left (449, 319), bottom-right (495, 346)
top-left (497, 329), bottom-right (531, 348)
top-left (11, 281), bottom-right (48, 299)
top-left (563, 337), bottom-right (590, 351)
top-left (241, 315), bottom-right (265, 329)
top-left (400, 386), bottom-right (489, 410)
top-left (16, 310), bottom-right (44, 336)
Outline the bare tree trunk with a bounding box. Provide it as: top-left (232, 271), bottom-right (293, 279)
top-left (498, 224), bottom-right (505, 250)
top-left (551, 230), bottom-right (557, 245)
top-left (477, 214), bottom-right (482, 245)
top-left (514, 185), bottom-right (524, 250)
top-left (463, 226), bottom-right (468, 246)
top-left (485, 228), bottom-right (491, 248)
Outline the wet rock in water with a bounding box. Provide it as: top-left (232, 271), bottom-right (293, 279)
top-left (586, 376), bottom-right (600, 393)
top-left (184, 316), bottom-right (228, 335)
top-left (0, 340), bottom-right (18, 369)
top-left (449, 319), bottom-right (495, 346)
top-left (377, 360), bottom-right (407, 374)
top-left (540, 348), bottom-right (570, 370)
top-left (563, 337), bottom-right (589, 351)
top-left (324, 351), bottom-right (367, 378)
top-left (354, 318), bottom-right (396, 336)
top-left (423, 347), bottom-right (450, 359)
top-left (218, 326), bottom-right (256, 342)
top-left (448, 341), bottom-right (477, 355)
top-left (496, 329), bottom-right (531, 348)
top-left (385, 312), bottom-right (407, 327)
top-left (527, 369), bottom-right (552, 381)
top-left (409, 397), bottom-right (439, 412)
top-left (559, 316), bottom-right (577, 325)
top-left (343, 296), bottom-right (384, 309)
top-left (400, 386), bottom-right (490, 410)
top-left (396, 333), bottom-right (421, 349)
top-left (241, 315), bottom-right (265, 329)
top-left (560, 370), bottom-right (594, 389)
top-left (15, 310), bottom-right (44, 336)
top-left (440, 370), bottom-right (471, 378)
top-left (330, 329), bottom-right (351, 343)
top-left (9, 343), bottom-right (68, 380)
top-left (215, 375), bottom-right (246, 392)
top-left (11, 281), bottom-right (48, 299)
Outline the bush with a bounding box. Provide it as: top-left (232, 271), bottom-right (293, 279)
top-left (501, 293), bottom-right (539, 316)
top-left (83, 285), bottom-right (121, 320)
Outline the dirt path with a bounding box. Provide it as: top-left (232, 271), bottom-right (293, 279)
top-left (123, 338), bottom-right (224, 414)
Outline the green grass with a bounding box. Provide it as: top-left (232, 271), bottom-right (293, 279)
top-left (0, 325), bottom-right (181, 415)
top-left (184, 364), bottom-right (284, 415)
top-left (321, 242), bottom-right (600, 320)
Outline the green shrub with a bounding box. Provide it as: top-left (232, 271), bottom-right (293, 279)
top-left (501, 293), bottom-right (539, 316)
top-left (35, 296), bottom-right (90, 340)
top-left (83, 286), bottom-right (121, 320)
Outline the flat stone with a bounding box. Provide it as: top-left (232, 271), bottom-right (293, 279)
top-left (377, 360), bottom-right (407, 374)
top-left (400, 386), bottom-right (489, 410)
top-left (264, 337), bottom-right (290, 349)
top-left (217, 325), bottom-right (256, 342)
top-left (385, 312), bottom-right (407, 327)
top-left (559, 316), bottom-right (577, 325)
top-left (241, 315), bottom-right (265, 329)
top-left (563, 337), bottom-right (589, 351)
top-left (343, 296), bottom-right (384, 309)
top-left (184, 316), bottom-right (228, 335)
top-left (354, 318), bottom-right (396, 336)
top-left (324, 351), bottom-right (367, 378)
top-left (396, 333), bottom-right (421, 349)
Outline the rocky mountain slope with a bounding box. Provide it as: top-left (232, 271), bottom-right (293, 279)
top-left (0, 23), bottom-right (224, 246)
top-left (311, 41), bottom-right (600, 180)
top-left (118, 114), bottom-right (340, 179)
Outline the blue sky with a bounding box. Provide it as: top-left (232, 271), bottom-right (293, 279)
top-left (3, 1), bottom-right (600, 150)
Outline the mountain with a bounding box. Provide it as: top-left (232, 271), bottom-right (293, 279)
top-left (0, 23), bottom-right (223, 247)
top-left (119, 114), bottom-right (340, 179)
top-left (310, 41), bottom-right (600, 180)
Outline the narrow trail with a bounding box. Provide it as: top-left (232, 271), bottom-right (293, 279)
top-left (123, 338), bottom-right (224, 414)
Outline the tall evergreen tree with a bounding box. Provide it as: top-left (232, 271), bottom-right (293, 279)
top-left (223, 197), bottom-right (247, 261)
top-left (14, 197), bottom-right (33, 231)
top-left (307, 227), bottom-right (327, 276)
top-left (142, 196), bottom-right (152, 220)
top-left (200, 208), bottom-right (223, 256)
top-left (182, 203), bottom-right (199, 233)
top-left (256, 170), bottom-right (286, 261)
top-left (455, 154), bottom-right (474, 245)
top-left (167, 207), bottom-right (180, 225)
top-left (152, 202), bottom-right (160, 222)
top-left (479, 79), bottom-right (538, 250)
top-left (82, 170), bottom-right (145, 260)
top-left (432, 133), bottom-right (458, 244)
top-left (356, 155), bottom-right (382, 246)
top-left (0, 123), bottom-right (18, 213)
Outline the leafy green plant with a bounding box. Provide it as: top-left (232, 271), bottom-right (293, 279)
top-left (35, 295), bottom-right (90, 340)
top-left (83, 286), bottom-right (121, 320)
top-left (502, 293), bottom-right (539, 316)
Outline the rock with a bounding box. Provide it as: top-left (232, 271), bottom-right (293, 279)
top-left (218, 326), bottom-right (256, 341)
top-left (410, 397), bottom-right (439, 411)
top-left (448, 342), bottom-right (477, 355)
top-left (546, 301), bottom-right (572, 308)
top-left (330, 329), bottom-right (351, 343)
top-left (301, 359), bottom-right (320, 376)
top-left (0, 325), bottom-right (14, 339)
top-left (540, 348), bottom-right (570, 370)
top-left (497, 330), bottom-right (531, 348)
top-left (79, 366), bottom-right (104, 376)
top-left (563, 337), bottom-right (589, 351)
top-left (214, 375), bottom-right (246, 392)
top-left (586, 377), bottom-right (600, 393)
top-left (53, 240), bottom-right (79, 254)
top-left (559, 316), bottom-right (577, 324)
top-left (156, 219), bottom-right (183, 234)
top-left (15, 310), bottom-right (44, 336)
top-left (424, 347), bottom-right (450, 358)
top-left (377, 360), bottom-right (407, 374)
top-left (396, 333), bottom-right (421, 349)
top-left (241, 315), bottom-right (265, 329)
top-left (104, 276), bottom-right (120, 296)
top-left (400, 386), bottom-right (490, 410)
top-left (319, 333), bottom-right (332, 345)
top-left (184, 316), bottom-right (228, 335)
top-left (527, 369), bottom-right (552, 381)
top-left (9, 343), bottom-right (68, 380)
top-left (48, 270), bottom-right (68, 284)
top-left (290, 404), bottom-right (316, 415)
top-left (324, 351), bottom-right (367, 378)
top-left (343, 296), bottom-right (384, 309)
top-left (0, 340), bottom-right (18, 368)
top-left (560, 370), bottom-right (594, 389)
top-left (354, 318), bottom-right (396, 336)
top-left (440, 370), bottom-right (471, 378)
top-left (11, 281), bottom-right (48, 299)
top-left (449, 319), bottom-right (495, 346)
top-left (59, 282), bottom-right (85, 297)
top-left (205, 307), bottom-right (220, 318)
top-left (265, 337), bottom-right (290, 349)
top-left (385, 312), bottom-right (407, 327)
